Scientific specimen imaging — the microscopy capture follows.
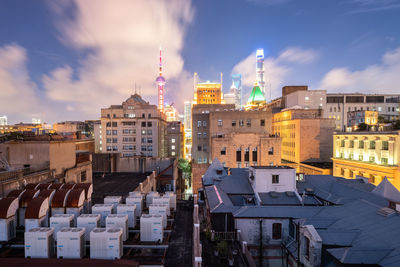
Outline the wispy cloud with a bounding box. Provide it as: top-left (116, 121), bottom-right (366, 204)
top-left (346, 0), bottom-right (400, 14)
top-left (320, 47), bottom-right (400, 93)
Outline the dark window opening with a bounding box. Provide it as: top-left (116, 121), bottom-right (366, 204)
top-left (260, 119), bottom-right (265, 126)
top-left (272, 223), bottom-right (282, 240)
top-left (272, 174), bottom-right (279, 184)
top-left (252, 149), bottom-right (257, 162)
top-left (244, 149), bottom-right (249, 162)
top-left (236, 150), bottom-right (241, 162)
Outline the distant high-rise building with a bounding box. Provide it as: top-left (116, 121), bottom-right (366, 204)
top-left (183, 101), bottom-right (192, 130)
top-left (164, 104), bottom-right (179, 122)
top-left (194, 81), bottom-right (222, 104)
top-left (232, 74), bottom-right (242, 107)
top-left (156, 46), bottom-right (166, 113)
top-left (0, 116), bottom-right (7, 126)
top-left (256, 49), bottom-right (266, 99)
top-left (32, 118), bottom-right (41, 125)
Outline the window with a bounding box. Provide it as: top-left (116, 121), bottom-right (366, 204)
top-left (171, 145), bottom-right (176, 150)
top-left (141, 122), bottom-right (146, 127)
top-left (272, 175), bottom-right (279, 184)
top-left (349, 140), bottom-right (354, 148)
top-left (106, 146), bottom-right (112, 151)
top-left (142, 130), bottom-right (146, 135)
top-left (239, 120), bottom-right (244, 127)
top-left (203, 132), bottom-right (207, 138)
top-left (112, 122), bottom-right (117, 127)
top-left (268, 147), bottom-right (274, 155)
top-left (171, 138), bottom-right (176, 143)
top-left (232, 120), bottom-right (236, 126)
top-left (112, 130), bottom-right (117, 135)
top-left (359, 141), bottom-right (364, 149)
top-left (197, 132), bottom-right (202, 139)
top-left (381, 158), bottom-right (388, 165)
top-left (370, 141), bottom-right (376, 149)
top-left (236, 149), bottom-right (241, 162)
top-left (107, 114), bottom-right (110, 118)
top-left (260, 119), bottom-right (265, 126)
top-left (147, 122), bottom-right (152, 127)
top-left (330, 107), bottom-right (332, 112)
top-left (112, 146), bottom-right (118, 151)
top-left (197, 121), bottom-right (202, 127)
top-left (197, 157), bottom-right (202, 164)
top-left (305, 237), bottom-right (310, 260)
top-left (203, 121), bottom-right (207, 127)
top-left (382, 141), bottom-right (389, 150)
top-left (218, 120), bottom-right (222, 126)
top-left (147, 145), bottom-right (153, 151)
top-left (141, 137), bottom-right (147, 143)
top-left (252, 149), bottom-right (257, 162)
top-left (112, 138), bottom-right (118, 143)
top-left (148, 113), bottom-right (151, 118)
top-left (147, 138), bottom-right (152, 143)
top-left (340, 140), bottom-right (345, 147)
top-left (197, 145), bottom-right (202, 151)
top-left (369, 156), bottom-right (375, 163)
top-left (272, 223), bottom-right (282, 240)
top-left (106, 122), bottom-right (111, 127)
top-left (171, 151), bottom-right (176, 156)
top-left (106, 130), bottom-right (112, 135)
top-left (359, 154), bottom-right (363, 161)
top-left (142, 113), bottom-right (145, 118)
top-left (244, 148), bottom-right (249, 162)
top-left (221, 147), bottom-right (226, 155)
top-left (147, 129), bottom-right (152, 135)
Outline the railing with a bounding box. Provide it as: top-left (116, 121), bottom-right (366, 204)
top-left (193, 194), bottom-right (202, 267)
top-left (237, 229), bottom-right (257, 267)
top-left (212, 231), bottom-right (238, 241)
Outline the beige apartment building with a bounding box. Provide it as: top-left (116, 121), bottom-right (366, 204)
top-left (332, 130), bottom-right (400, 190)
top-left (166, 121), bottom-right (184, 158)
top-left (100, 94), bottom-right (167, 157)
top-left (272, 108), bottom-right (336, 172)
top-left (191, 104), bottom-right (281, 194)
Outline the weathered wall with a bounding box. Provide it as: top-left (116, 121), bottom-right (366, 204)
top-left (0, 142), bottom-right (50, 169)
top-left (49, 142), bottom-right (76, 176)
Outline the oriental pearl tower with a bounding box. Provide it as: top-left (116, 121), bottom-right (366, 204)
top-left (156, 46), bottom-right (166, 113)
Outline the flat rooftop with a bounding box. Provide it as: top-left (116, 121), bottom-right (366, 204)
top-left (251, 166), bottom-right (294, 169)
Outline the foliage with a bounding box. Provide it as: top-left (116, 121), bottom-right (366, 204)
top-left (205, 229), bottom-right (212, 241)
top-left (178, 158), bottom-right (191, 177)
top-left (217, 240), bottom-right (228, 257)
top-left (393, 120), bottom-right (400, 130)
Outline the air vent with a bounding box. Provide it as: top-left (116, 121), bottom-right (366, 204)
top-left (377, 207), bottom-right (396, 217)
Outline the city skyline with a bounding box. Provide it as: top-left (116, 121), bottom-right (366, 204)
top-left (1, 0), bottom-right (400, 123)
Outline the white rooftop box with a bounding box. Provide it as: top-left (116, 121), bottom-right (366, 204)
top-left (104, 196), bottom-right (122, 213)
top-left (152, 197), bottom-right (171, 216)
top-left (165, 191), bottom-right (177, 210)
top-left (126, 196), bottom-right (143, 218)
top-left (129, 191), bottom-right (144, 198)
top-left (146, 192), bottom-right (159, 208)
top-left (25, 228), bottom-right (55, 258)
top-left (106, 214), bottom-right (129, 241)
top-left (149, 204), bottom-right (168, 229)
top-left (140, 214), bottom-right (163, 242)
top-left (117, 204), bottom-right (136, 228)
top-left (90, 228), bottom-right (123, 260)
top-left (77, 214), bottom-right (100, 242)
top-left (92, 204), bottom-right (113, 227)
top-left (49, 214), bottom-right (74, 240)
top-left (57, 227), bottom-right (85, 259)
top-left (0, 197), bottom-right (19, 241)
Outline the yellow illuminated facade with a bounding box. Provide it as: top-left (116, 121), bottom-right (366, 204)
top-left (194, 82), bottom-right (222, 104)
top-left (272, 109), bottom-right (335, 167)
top-left (332, 130), bottom-right (400, 190)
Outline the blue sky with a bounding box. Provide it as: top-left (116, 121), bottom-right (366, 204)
top-left (0, 0), bottom-right (400, 123)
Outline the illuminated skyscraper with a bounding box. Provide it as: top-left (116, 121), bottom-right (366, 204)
top-left (0, 116), bottom-right (7, 126)
top-left (256, 49), bottom-right (266, 98)
top-left (232, 74), bottom-right (242, 108)
top-left (156, 46), bottom-right (166, 113)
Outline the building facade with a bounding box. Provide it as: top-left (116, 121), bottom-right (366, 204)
top-left (194, 82), bottom-right (222, 104)
top-left (272, 108), bottom-right (336, 168)
top-left (100, 94), bottom-right (167, 157)
top-left (347, 110), bottom-right (378, 128)
top-left (166, 121), bottom-right (184, 158)
top-left (332, 130), bottom-right (400, 189)
top-left (0, 116), bottom-right (7, 126)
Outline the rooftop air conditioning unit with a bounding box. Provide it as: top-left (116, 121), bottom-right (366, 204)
top-left (146, 192), bottom-right (159, 208)
top-left (140, 214), bottom-right (163, 242)
top-left (77, 214), bottom-right (100, 242)
top-left (117, 204), bottom-right (136, 228)
top-left (18, 189), bottom-right (40, 227)
top-left (65, 189), bottom-right (85, 225)
top-left (152, 197), bottom-right (171, 216)
top-left (164, 191), bottom-right (176, 211)
top-left (90, 228), bottom-right (123, 260)
top-left (0, 197), bottom-right (19, 241)
top-left (149, 204), bottom-right (168, 229)
top-left (56, 227), bottom-right (85, 259)
top-left (92, 204), bottom-right (113, 227)
top-left (25, 227), bottom-right (55, 258)
top-left (74, 183), bottom-right (93, 213)
top-left (106, 214), bottom-right (128, 241)
top-left (49, 214), bottom-right (74, 240)
top-left (51, 189), bottom-right (71, 216)
top-left (126, 196), bottom-right (143, 218)
top-left (25, 197), bottom-right (49, 232)
top-left (129, 191), bottom-right (144, 198)
top-left (104, 196), bottom-right (122, 213)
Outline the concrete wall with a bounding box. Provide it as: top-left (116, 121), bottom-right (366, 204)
top-left (251, 167), bottom-right (296, 193)
top-left (0, 142), bottom-right (50, 169)
top-left (49, 142), bottom-right (76, 176)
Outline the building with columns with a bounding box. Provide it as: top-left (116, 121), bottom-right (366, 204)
top-left (332, 130), bottom-right (400, 190)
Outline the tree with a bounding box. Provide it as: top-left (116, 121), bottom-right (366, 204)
top-left (178, 158), bottom-right (191, 178)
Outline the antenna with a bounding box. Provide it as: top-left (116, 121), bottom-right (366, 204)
top-left (135, 82), bottom-right (137, 94)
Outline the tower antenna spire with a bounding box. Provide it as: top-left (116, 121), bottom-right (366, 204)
top-left (156, 44), bottom-right (166, 113)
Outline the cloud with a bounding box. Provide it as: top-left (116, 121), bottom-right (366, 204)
top-left (44, 0), bottom-right (194, 117)
top-left (232, 47), bottom-right (318, 100)
top-left (320, 47), bottom-right (400, 93)
top-left (0, 44), bottom-right (42, 122)
top-left (346, 0), bottom-right (400, 14)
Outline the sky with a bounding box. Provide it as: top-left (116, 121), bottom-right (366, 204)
top-left (1, 0), bottom-right (400, 124)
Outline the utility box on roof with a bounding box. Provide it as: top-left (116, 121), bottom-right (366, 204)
top-left (0, 197), bottom-right (19, 241)
top-left (153, 196), bottom-right (171, 216)
top-left (51, 189), bottom-right (71, 216)
top-left (126, 196), bottom-right (143, 218)
top-left (77, 214), bottom-right (100, 242)
top-left (92, 204), bottom-right (113, 227)
top-left (106, 214), bottom-right (128, 241)
top-left (18, 189), bottom-right (40, 227)
top-left (140, 214), bottom-right (163, 242)
top-left (149, 204), bottom-right (168, 228)
top-left (65, 189), bottom-right (85, 225)
top-left (146, 192), bottom-right (159, 208)
top-left (104, 196), bottom-right (122, 213)
top-left (74, 183), bottom-right (93, 213)
top-left (25, 197), bottom-right (49, 232)
top-left (50, 214), bottom-right (74, 240)
top-left (57, 227), bottom-right (85, 259)
top-left (90, 228), bottom-right (123, 260)
top-left (24, 228), bottom-right (55, 258)
top-left (165, 191), bottom-right (176, 210)
top-left (117, 204), bottom-right (136, 228)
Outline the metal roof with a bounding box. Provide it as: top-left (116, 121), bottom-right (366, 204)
top-left (233, 205), bottom-right (324, 218)
top-left (51, 189), bottom-right (71, 208)
top-left (19, 189), bottom-right (39, 207)
top-left (372, 177), bottom-right (400, 203)
top-left (259, 192), bottom-right (301, 205)
top-left (25, 197), bottom-right (49, 219)
top-left (65, 188), bottom-right (85, 208)
top-left (327, 247), bottom-right (393, 265)
top-left (74, 183), bottom-right (93, 199)
top-left (0, 197), bottom-right (18, 219)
